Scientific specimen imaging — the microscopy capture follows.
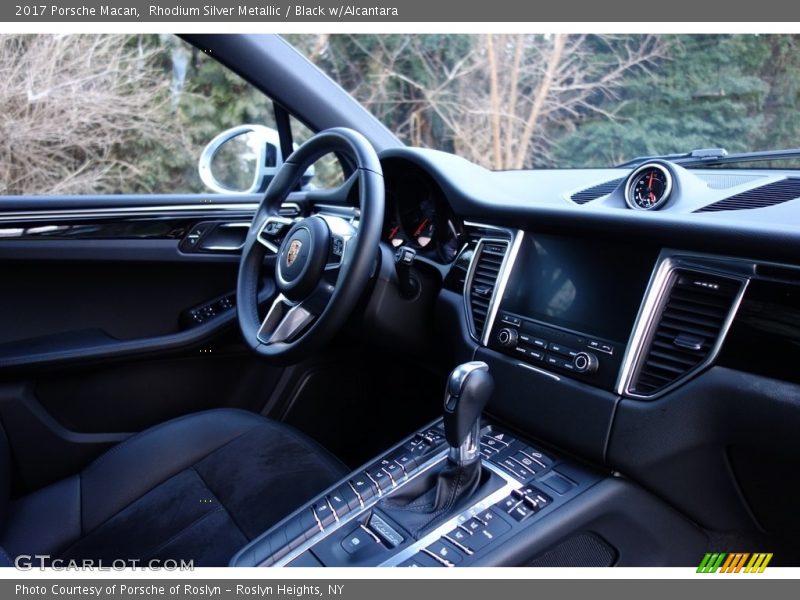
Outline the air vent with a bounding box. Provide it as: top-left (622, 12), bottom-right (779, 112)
top-left (630, 270), bottom-right (743, 396)
top-left (467, 240), bottom-right (508, 340)
top-left (444, 224), bottom-right (511, 295)
top-left (695, 178), bottom-right (800, 212)
top-left (571, 178), bottom-right (624, 205)
top-left (465, 225), bottom-right (512, 246)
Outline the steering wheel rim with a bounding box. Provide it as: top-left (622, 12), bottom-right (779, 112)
top-left (236, 127), bottom-right (384, 363)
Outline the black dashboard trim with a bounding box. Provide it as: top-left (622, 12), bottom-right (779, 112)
top-left (377, 148), bottom-right (800, 266)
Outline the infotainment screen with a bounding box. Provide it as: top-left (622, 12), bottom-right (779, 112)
top-left (499, 234), bottom-right (658, 342)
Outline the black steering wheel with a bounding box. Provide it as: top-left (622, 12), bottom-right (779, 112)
top-left (236, 127), bottom-right (384, 363)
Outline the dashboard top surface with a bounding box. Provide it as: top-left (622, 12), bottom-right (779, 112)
top-left (379, 147), bottom-right (800, 266)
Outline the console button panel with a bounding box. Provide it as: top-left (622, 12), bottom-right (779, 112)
top-left (491, 312), bottom-right (622, 390)
top-left (248, 422), bottom-right (597, 567)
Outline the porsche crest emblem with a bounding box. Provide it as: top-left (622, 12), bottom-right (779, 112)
top-left (286, 239), bottom-right (302, 266)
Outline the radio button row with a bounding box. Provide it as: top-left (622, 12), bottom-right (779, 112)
top-left (588, 339), bottom-right (614, 355)
top-left (547, 342), bottom-right (578, 358)
top-left (515, 346), bottom-right (544, 361)
top-left (519, 333), bottom-right (547, 349)
top-left (500, 314), bottom-right (522, 326)
top-left (545, 355), bottom-right (575, 371)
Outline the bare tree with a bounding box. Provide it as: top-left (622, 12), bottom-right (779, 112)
top-left (0, 34), bottom-right (179, 195)
top-left (453, 35), bottom-right (667, 169)
top-left (299, 34), bottom-right (666, 169)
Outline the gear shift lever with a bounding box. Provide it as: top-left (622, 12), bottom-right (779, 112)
top-left (378, 362), bottom-right (496, 537)
top-left (443, 361), bottom-right (494, 465)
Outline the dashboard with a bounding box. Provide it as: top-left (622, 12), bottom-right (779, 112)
top-left (2, 140), bottom-right (800, 559)
top-left (373, 147), bottom-right (800, 545)
top-left (377, 149), bottom-right (800, 402)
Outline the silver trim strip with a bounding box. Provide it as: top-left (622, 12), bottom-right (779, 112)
top-left (271, 447), bottom-right (451, 567)
top-left (516, 362), bottom-right (561, 382)
top-left (0, 202), bottom-right (301, 224)
top-left (379, 460), bottom-right (519, 567)
top-left (482, 230), bottom-right (524, 346)
top-left (463, 221), bottom-right (514, 232)
top-left (616, 249), bottom-right (750, 399)
top-left (461, 227), bottom-right (522, 345)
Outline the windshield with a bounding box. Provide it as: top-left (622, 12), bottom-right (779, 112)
top-left (290, 34), bottom-right (800, 170)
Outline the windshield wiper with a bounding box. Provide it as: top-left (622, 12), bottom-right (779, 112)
top-left (618, 147), bottom-right (800, 169)
top-left (616, 148), bottom-right (728, 168)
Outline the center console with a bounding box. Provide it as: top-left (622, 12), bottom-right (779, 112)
top-left (230, 362), bottom-right (600, 568)
top-left (230, 231), bottom-right (715, 567)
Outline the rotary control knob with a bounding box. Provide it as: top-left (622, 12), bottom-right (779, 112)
top-left (573, 352), bottom-right (599, 374)
top-left (496, 328), bottom-right (519, 348)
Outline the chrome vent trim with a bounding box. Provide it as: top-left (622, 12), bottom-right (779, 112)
top-left (618, 252), bottom-right (748, 399)
top-left (465, 240), bottom-right (508, 341)
top-left (462, 228), bottom-right (523, 345)
top-left (463, 221), bottom-right (513, 246)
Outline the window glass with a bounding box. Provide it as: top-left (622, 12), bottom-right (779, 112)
top-left (0, 34), bottom-right (279, 195)
top-left (291, 33), bottom-right (800, 169)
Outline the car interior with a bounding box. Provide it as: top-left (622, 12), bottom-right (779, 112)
top-left (1, 33), bottom-right (799, 568)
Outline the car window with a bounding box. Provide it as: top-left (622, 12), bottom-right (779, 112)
top-left (291, 33), bottom-right (800, 170)
top-left (291, 116), bottom-right (346, 189)
top-left (0, 34), bottom-right (342, 196)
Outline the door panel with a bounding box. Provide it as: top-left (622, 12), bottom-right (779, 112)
top-left (0, 259), bottom-right (238, 344)
top-left (0, 193), bottom-right (292, 494)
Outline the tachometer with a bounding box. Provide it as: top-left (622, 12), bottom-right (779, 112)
top-left (401, 198), bottom-right (437, 249)
top-left (624, 163), bottom-right (673, 210)
top-left (384, 218), bottom-right (405, 248)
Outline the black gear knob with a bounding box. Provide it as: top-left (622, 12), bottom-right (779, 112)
top-left (443, 362), bottom-right (494, 452)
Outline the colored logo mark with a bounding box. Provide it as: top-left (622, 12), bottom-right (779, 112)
top-left (697, 553), bottom-right (773, 573)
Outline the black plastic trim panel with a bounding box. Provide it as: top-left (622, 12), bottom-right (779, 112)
top-left (0, 284), bottom-right (275, 374)
top-left (477, 347), bottom-right (618, 465)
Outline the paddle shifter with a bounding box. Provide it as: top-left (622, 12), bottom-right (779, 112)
top-left (379, 362), bottom-right (495, 537)
top-left (443, 361), bottom-right (494, 465)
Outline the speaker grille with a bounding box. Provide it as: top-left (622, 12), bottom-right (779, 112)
top-left (570, 178), bottom-right (625, 205)
top-left (695, 178), bottom-right (800, 212)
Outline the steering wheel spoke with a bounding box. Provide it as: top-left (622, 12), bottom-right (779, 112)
top-left (257, 215), bottom-right (296, 252)
top-left (256, 280), bottom-right (335, 345)
top-left (237, 127), bottom-right (383, 361)
top-left (319, 214), bottom-right (356, 271)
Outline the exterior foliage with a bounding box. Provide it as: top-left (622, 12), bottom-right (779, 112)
top-left (1, 34), bottom-right (799, 195)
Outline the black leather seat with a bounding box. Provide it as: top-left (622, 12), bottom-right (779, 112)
top-left (0, 409), bottom-right (348, 566)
